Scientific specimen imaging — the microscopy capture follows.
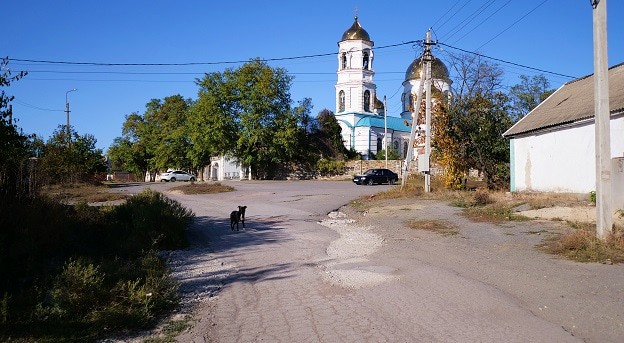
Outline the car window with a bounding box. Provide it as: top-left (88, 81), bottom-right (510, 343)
top-left (365, 169), bottom-right (374, 175)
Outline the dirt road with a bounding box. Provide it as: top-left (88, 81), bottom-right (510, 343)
top-left (159, 181), bottom-right (623, 342)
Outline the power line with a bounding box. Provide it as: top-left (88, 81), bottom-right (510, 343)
top-left (431, 1), bottom-right (462, 29)
top-left (450, 0), bottom-right (512, 45)
top-left (438, 42), bottom-right (577, 79)
top-left (441, 0), bottom-right (497, 43)
top-left (434, 0), bottom-right (474, 32)
top-left (476, 0), bottom-right (550, 50)
top-left (13, 99), bottom-right (63, 112)
top-left (10, 41), bottom-right (419, 67)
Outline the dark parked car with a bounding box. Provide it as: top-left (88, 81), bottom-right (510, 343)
top-left (353, 168), bottom-right (399, 185)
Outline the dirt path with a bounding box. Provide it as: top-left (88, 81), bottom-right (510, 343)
top-left (152, 182), bottom-right (622, 342)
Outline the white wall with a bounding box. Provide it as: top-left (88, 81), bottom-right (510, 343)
top-left (511, 116), bottom-right (624, 193)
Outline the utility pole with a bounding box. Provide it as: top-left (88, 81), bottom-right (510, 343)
top-left (592, 0), bottom-right (612, 239)
top-left (65, 88), bottom-right (77, 145)
top-left (401, 40), bottom-right (427, 189)
top-left (384, 95), bottom-right (388, 168)
top-left (424, 30), bottom-right (433, 193)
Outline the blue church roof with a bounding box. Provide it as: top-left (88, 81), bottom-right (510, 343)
top-left (354, 115), bottom-right (411, 133)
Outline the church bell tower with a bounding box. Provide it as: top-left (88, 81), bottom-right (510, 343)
top-left (335, 17), bottom-right (379, 115)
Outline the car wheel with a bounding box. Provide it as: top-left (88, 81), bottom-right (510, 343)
top-left (170, 177), bottom-right (176, 182)
top-left (389, 178), bottom-right (395, 185)
top-left (190, 177), bottom-right (196, 182)
top-left (367, 179), bottom-right (374, 186)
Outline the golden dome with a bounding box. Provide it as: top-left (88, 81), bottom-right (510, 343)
top-left (374, 97), bottom-right (384, 110)
top-left (405, 55), bottom-right (450, 81)
top-left (340, 16), bottom-right (372, 42)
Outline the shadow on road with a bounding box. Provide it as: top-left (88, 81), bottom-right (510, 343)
top-left (169, 214), bottom-right (296, 302)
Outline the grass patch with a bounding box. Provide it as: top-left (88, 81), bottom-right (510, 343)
top-left (537, 223), bottom-right (624, 263)
top-left (43, 182), bottom-right (129, 203)
top-left (463, 203), bottom-right (530, 223)
top-left (405, 219), bottom-right (459, 236)
top-left (510, 192), bottom-right (589, 210)
top-left (0, 189), bottom-right (194, 342)
top-left (143, 317), bottom-right (192, 343)
top-left (169, 182), bottom-right (235, 194)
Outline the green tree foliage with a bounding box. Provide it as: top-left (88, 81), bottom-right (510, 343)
top-left (451, 93), bottom-right (512, 189)
top-left (109, 95), bottom-right (193, 180)
top-left (38, 126), bottom-right (107, 184)
top-left (434, 53), bottom-right (512, 189)
top-left (508, 74), bottom-right (554, 120)
top-left (0, 57), bottom-right (30, 198)
top-left (193, 59), bottom-right (312, 179)
top-left (146, 95), bottom-right (193, 172)
top-left (311, 108), bottom-right (347, 159)
top-left (375, 147), bottom-right (401, 160)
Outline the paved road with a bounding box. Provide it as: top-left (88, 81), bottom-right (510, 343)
top-left (135, 181), bottom-right (599, 342)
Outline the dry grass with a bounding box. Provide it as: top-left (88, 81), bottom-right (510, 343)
top-left (43, 183), bottom-right (129, 203)
top-left (405, 219), bottom-right (459, 236)
top-left (506, 192), bottom-right (589, 209)
top-left (169, 182), bottom-right (235, 194)
top-left (463, 203), bottom-right (531, 223)
top-left (537, 222), bottom-right (624, 263)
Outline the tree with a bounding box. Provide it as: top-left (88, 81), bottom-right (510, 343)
top-left (188, 71), bottom-right (238, 176)
top-left (433, 53), bottom-right (512, 189)
top-left (452, 93), bottom-right (512, 189)
top-left (311, 109), bottom-right (347, 159)
top-left (508, 74), bottom-right (554, 120)
top-left (446, 52), bottom-right (504, 98)
top-left (0, 57), bottom-right (30, 198)
top-left (145, 95), bottom-right (193, 172)
top-left (109, 95), bottom-right (193, 181)
top-left (192, 59), bottom-right (310, 179)
top-left (38, 126), bottom-right (106, 183)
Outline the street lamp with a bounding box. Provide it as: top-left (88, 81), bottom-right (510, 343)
top-left (65, 88), bottom-right (77, 142)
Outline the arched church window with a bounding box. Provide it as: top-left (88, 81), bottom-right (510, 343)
top-left (376, 137), bottom-right (382, 152)
top-left (403, 142), bottom-right (408, 158)
top-left (401, 93), bottom-right (406, 112)
top-left (341, 52), bottom-right (347, 69)
top-left (364, 90), bottom-right (370, 112)
top-left (339, 90), bottom-right (345, 112)
top-left (363, 51), bottom-right (369, 70)
top-left (408, 94), bottom-right (414, 112)
top-left (393, 140), bottom-right (399, 151)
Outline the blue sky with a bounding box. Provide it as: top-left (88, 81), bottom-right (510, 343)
top-left (5, 0), bottom-right (624, 151)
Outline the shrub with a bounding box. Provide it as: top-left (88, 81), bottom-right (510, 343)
top-left (110, 189), bottom-right (194, 253)
top-left (49, 259), bottom-right (106, 319)
top-left (589, 191), bottom-right (596, 205)
top-left (473, 190), bottom-right (492, 206)
top-left (316, 158), bottom-right (346, 177)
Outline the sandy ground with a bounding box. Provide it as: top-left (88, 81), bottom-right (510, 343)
top-left (518, 205), bottom-right (624, 227)
top-left (103, 182), bottom-right (624, 343)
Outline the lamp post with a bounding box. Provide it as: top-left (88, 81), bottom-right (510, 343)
top-left (65, 88), bottom-right (77, 143)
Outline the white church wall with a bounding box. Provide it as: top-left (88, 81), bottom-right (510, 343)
top-left (511, 116), bottom-right (624, 193)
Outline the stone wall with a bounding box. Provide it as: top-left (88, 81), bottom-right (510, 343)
top-left (345, 159), bottom-right (445, 177)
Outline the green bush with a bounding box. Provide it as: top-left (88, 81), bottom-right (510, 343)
top-left (110, 189), bottom-right (194, 254)
top-left (589, 191), bottom-right (596, 205)
top-left (0, 189), bottom-right (192, 341)
top-left (50, 259), bottom-right (106, 319)
top-left (316, 158), bottom-right (346, 177)
top-left (375, 148), bottom-right (401, 160)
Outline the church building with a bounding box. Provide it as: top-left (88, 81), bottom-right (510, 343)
top-left (334, 17), bottom-right (451, 159)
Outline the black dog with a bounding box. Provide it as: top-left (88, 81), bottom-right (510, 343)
top-left (230, 205), bottom-right (247, 231)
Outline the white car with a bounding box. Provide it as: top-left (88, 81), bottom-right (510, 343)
top-left (160, 170), bottom-right (196, 182)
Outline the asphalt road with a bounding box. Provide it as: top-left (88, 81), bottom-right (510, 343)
top-left (121, 180), bottom-right (621, 342)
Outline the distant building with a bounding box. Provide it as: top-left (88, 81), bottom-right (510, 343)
top-left (334, 17), bottom-right (451, 160)
top-left (503, 62), bottom-right (624, 196)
